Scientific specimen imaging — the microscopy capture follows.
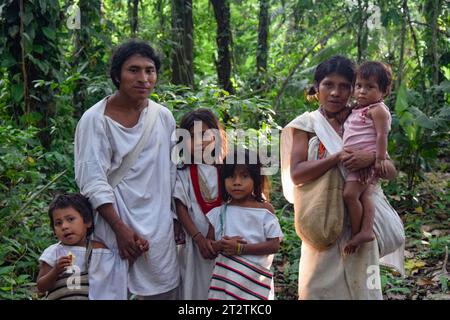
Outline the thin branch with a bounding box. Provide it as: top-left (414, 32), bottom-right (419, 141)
top-left (19, 0), bottom-right (30, 115)
top-left (410, 20), bottom-right (450, 37)
top-left (0, 169), bottom-right (68, 238)
top-left (274, 22), bottom-right (348, 110)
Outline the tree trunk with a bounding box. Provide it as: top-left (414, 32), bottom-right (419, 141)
top-left (171, 0), bottom-right (194, 88)
top-left (430, 0), bottom-right (440, 86)
top-left (395, 0), bottom-right (407, 91)
top-left (129, 0), bottom-right (139, 35)
top-left (256, 0), bottom-right (269, 74)
top-left (210, 0), bottom-right (234, 94)
top-left (356, 0), bottom-right (369, 62)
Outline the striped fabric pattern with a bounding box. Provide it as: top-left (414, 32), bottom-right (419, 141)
top-left (208, 254), bottom-right (272, 300)
top-left (46, 272), bottom-right (89, 300)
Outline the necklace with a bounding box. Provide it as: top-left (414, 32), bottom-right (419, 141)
top-left (319, 106), bottom-right (344, 137)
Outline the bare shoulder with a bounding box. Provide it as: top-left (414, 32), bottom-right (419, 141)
top-left (368, 103), bottom-right (390, 118)
top-left (261, 201), bottom-right (275, 214)
top-left (91, 240), bottom-right (108, 249)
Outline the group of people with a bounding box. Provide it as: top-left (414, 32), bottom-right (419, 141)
top-left (36, 39), bottom-right (404, 300)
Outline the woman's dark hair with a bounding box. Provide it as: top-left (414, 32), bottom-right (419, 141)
top-left (220, 149), bottom-right (269, 203)
top-left (357, 61), bottom-right (393, 96)
top-left (48, 193), bottom-right (94, 236)
top-left (178, 108), bottom-right (227, 165)
top-left (308, 55), bottom-right (356, 95)
top-left (109, 39), bottom-right (161, 89)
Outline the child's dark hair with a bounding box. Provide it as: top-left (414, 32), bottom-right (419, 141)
top-left (178, 108), bottom-right (227, 164)
top-left (109, 39), bottom-right (161, 89)
top-left (48, 193), bottom-right (94, 236)
top-left (221, 149), bottom-right (269, 203)
top-left (357, 61), bottom-right (392, 96)
top-left (308, 55), bottom-right (356, 96)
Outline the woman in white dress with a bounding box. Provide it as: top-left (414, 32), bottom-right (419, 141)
top-left (281, 55), bottom-right (404, 299)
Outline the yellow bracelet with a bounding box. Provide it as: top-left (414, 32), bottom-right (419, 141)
top-left (236, 243), bottom-right (241, 255)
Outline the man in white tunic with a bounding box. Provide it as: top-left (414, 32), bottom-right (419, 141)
top-left (74, 40), bottom-right (179, 299)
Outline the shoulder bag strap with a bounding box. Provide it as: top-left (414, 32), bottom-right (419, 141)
top-left (108, 100), bottom-right (162, 188)
top-left (219, 204), bottom-right (227, 238)
top-left (83, 239), bottom-right (93, 272)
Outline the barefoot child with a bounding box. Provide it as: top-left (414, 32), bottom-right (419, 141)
top-left (343, 61), bottom-right (392, 254)
top-left (207, 149), bottom-right (283, 299)
top-left (174, 108), bottom-right (226, 299)
top-left (37, 193), bottom-right (132, 299)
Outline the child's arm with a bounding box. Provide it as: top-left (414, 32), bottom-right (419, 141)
top-left (36, 257), bottom-right (71, 293)
top-left (175, 199), bottom-right (216, 259)
top-left (370, 105), bottom-right (390, 176)
top-left (220, 237), bottom-right (280, 256)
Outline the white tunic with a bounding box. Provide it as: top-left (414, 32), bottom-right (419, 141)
top-left (206, 205), bottom-right (284, 270)
top-left (173, 164), bottom-right (218, 300)
top-left (39, 242), bottom-right (127, 300)
top-left (74, 97), bottom-right (180, 297)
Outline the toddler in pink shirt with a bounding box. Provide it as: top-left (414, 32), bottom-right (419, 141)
top-left (342, 61), bottom-right (393, 254)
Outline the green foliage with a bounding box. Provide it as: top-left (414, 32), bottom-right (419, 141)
top-left (391, 82), bottom-right (450, 194)
top-left (0, 0), bottom-right (449, 300)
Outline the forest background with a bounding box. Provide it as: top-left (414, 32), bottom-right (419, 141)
top-left (0, 0), bottom-right (449, 300)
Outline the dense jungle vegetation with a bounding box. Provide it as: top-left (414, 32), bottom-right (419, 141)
top-left (0, 0), bottom-right (449, 299)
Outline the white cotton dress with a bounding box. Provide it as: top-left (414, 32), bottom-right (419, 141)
top-left (174, 164), bottom-right (219, 300)
top-left (207, 204), bottom-right (284, 299)
top-left (280, 110), bottom-right (405, 300)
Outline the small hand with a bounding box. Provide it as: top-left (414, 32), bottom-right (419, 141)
top-left (173, 219), bottom-right (186, 245)
top-left (195, 234), bottom-right (217, 259)
top-left (341, 148), bottom-right (375, 172)
top-left (54, 256), bottom-right (72, 275)
top-left (375, 159), bottom-right (388, 177)
top-left (134, 235), bottom-right (149, 253)
top-left (220, 236), bottom-right (247, 256)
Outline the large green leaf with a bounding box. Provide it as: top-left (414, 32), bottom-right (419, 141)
top-left (41, 27), bottom-right (55, 41)
top-left (10, 83), bottom-right (23, 103)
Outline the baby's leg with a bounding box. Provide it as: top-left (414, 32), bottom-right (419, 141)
top-left (342, 181), bottom-right (366, 237)
top-left (344, 184), bottom-right (376, 254)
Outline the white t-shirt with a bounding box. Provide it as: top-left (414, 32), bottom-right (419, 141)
top-left (39, 242), bottom-right (127, 300)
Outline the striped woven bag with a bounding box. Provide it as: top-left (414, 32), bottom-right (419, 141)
top-left (208, 204), bottom-right (273, 300)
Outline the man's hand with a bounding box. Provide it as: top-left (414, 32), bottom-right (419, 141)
top-left (114, 221), bottom-right (145, 265)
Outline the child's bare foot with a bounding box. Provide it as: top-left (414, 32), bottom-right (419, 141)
top-left (344, 230), bottom-right (375, 255)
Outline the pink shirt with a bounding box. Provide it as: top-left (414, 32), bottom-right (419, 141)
top-left (343, 102), bottom-right (391, 182)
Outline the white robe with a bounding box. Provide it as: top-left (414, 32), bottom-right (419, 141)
top-left (280, 110), bottom-right (405, 300)
top-left (173, 164), bottom-right (218, 300)
top-left (39, 242), bottom-right (127, 300)
top-left (74, 97), bottom-right (180, 297)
